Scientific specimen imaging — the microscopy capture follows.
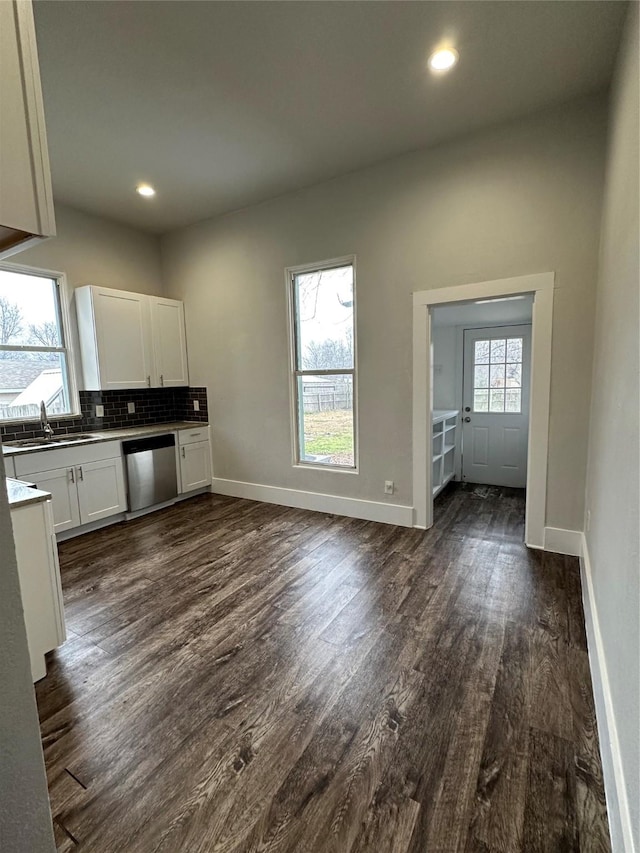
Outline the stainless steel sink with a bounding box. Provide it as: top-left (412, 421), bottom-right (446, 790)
top-left (6, 434), bottom-right (100, 448)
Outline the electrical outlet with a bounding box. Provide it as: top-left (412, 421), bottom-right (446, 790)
top-left (95, 404), bottom-right (104, 418)
top-left (384, 480), bottom-right (394, 495)
top-left (586, 509), bottom-right (591, 533)
top-left (193, 400), bottom-right (200, 412)
top-left (127, 402), bottom-right (135, 414)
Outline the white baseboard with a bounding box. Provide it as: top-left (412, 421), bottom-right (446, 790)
top-left (211, 478), bottom-right (414, 527)
top-left (543, 526), bottom-right (583, 556)
top-left (580, 534), bottom-right (635, 853)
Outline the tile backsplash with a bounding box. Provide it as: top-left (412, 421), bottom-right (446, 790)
top-left (0, 387), bottom-right (208, 442)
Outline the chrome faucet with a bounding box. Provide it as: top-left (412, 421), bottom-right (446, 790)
top-left (40, 400), bottom-right (54, 441)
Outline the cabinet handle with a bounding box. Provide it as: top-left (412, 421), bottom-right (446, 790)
top-left (69, 468), bottom-right (75, 484)
top-left (181, 447), bottom-right (186, 458)
top-left (160, 374), bottom-right (164, 386)
top-left (77, 466), bottom-right (84, 481)
top-left (147, 375), bottom-right (151, 387)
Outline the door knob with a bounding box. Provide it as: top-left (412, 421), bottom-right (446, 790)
top-left (464, 416), bottom-right (471, 423)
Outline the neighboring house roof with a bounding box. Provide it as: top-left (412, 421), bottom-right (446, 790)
top-left (0, 358), bottom-right (56, 390)
top-left (10, 369), bottom-right (63, 408)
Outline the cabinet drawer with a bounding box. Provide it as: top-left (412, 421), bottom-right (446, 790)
top-left (178, 426), bottom-right (209, 446)
top-left (14, 440), bottom-right (122, 477)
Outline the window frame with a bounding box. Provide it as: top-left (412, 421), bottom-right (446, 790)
top-left (285, 255), bottom-right (359, 473)
top-left (0, 262), bottom-right (80, 424)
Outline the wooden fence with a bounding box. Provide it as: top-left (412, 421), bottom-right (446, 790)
top-left (302, 389), bottom-right (352, 413)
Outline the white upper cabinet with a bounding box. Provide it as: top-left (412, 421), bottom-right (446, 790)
top-left (0, 0), bottom-right (56, 258)
top-left (150, 297), bottom-right (189, 387)
top-left (76, 286), bottom-right (189, 390)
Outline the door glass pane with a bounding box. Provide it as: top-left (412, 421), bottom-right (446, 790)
top-left (490, 363), bottom-right (506, 389)
top-left (506, 338), bottom-right (523, 361)
top-left (294, 266), bottom-right (354, 370)
top-left (474, 365), bottom-right (489, 388)
top-left (474, 390), bottom-right (489, 412)
top-left (506, 363), bottom-right (521, 387)
top-left (297, 373), bottom-right (354, 467)
top-left (474, 340), bottom-right (490, 364)
top-left (490, 389), bottom-right (505, 412)
top-left (490, 339), bottom-right (506, 362)
top-left (505, 389), bottom-right (522, 412)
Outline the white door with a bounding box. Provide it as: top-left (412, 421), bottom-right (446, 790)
top-left (179, 441), bottom-right (212, 493)
top-left (30, 467), bottom-right (81, 533)
top-left (151, 297), bottom-right (189, 387)
top-left (93, 288), bottom-right (153, 389)
top-left (76, 457), bottom-right (127, 524)
top-left (462, 325), bottom-right (531, 488)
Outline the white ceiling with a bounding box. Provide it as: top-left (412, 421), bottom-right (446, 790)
top-left (33, 1), bottom-right (627, 235)
top-left (432, 296), bottom-right (533, 328)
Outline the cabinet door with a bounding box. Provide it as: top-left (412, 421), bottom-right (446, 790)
top-left (30, 467), bottom-right (81, 533)
top-left (92, 288), bottom-right (153, 389)
top-left (151, 297), bottom-right (189, 387)
top-left (76, 457), bottom-right (127, 525)
top-left (179, 441), bottom-right (212, 493)
top-left (0, 0), bottom-right (56, 257)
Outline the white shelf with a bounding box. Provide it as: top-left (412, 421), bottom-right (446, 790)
top-left (432, 410), bottom-right (459, 498)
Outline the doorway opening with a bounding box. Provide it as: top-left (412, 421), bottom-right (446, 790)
top-left (432, 297), bottom-right (533, 496)
top-left (412, 273), bottom-right (554, 548)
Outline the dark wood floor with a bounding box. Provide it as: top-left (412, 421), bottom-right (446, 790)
top-left (36, 485), bottom-right (610, 852)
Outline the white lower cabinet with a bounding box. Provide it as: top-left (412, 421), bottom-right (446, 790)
top-left (11, 498), bottom-right (66, 681)
top-left (14, 441), bottom-right (127, 534)
top-left (77, 457), bottom-right (127, 524)
top-left (29, 466), bottom-right (81, 532)
top-left (178, 426), bottom-right (212, 493)
top-left (179, 441), bottom-right (212, 492)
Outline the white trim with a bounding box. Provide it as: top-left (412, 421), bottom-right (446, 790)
top-left (580, 534), bottom-right (635, 853)
top-left (211, 477), bottom-right (413, 527)
top-left (285, 255), bottom-right (359, 473)
top-left (543, 526), bottom-right (583, 557)
top-left (412, 272), bottom-right (554, 547)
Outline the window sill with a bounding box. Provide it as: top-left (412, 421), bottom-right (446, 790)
top-left (293, 462), bottom-right (359, 475)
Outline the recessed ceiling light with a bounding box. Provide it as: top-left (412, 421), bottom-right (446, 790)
top-left (428, 48), bottom-right (459, 73)
top-left (136, 183), bottom-right (156, 197)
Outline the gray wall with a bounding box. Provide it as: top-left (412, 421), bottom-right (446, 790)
top-left (0, 452), bottom-right (55, 851)
top-left (432, 325), bottom-right (459, 412)
top-left (14, 203), bottom-right (163, 296)
top-left (584, 5), bottom-right (639, 850)
top-left (162, 96), bottom-right (607, 531)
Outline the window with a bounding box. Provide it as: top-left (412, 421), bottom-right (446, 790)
top-left (0, 267), bottom-right (75, 421)
top-left (473, 336), bottom-right (523, 413)
top-left (288, 260), bottom-right (356, 469)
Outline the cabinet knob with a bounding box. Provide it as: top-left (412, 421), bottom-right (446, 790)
top-left (464, 417), bottom-right (471, 423)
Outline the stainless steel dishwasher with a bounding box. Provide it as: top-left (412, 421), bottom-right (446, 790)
top-left (122, 434), bottom-right (178, 511)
